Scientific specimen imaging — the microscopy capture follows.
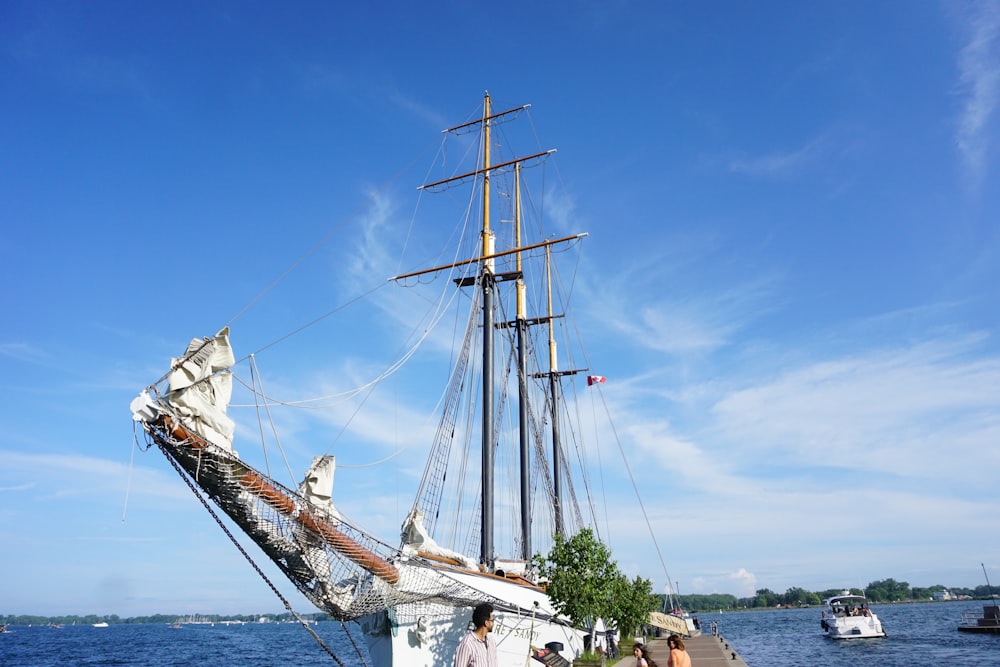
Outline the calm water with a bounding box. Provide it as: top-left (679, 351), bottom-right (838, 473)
top-left (701, 599), bottom-right (999, 666)
top-left (1, 602), bottom-right (997, 666)
top-left (0, 621), bottom-right (372, 667)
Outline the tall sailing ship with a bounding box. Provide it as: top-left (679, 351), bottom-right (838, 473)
top-left (131, 93), bottom-right (638, 665)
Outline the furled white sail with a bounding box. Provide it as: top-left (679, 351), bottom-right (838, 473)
top-left (165, 327), bottom-right (236, 451)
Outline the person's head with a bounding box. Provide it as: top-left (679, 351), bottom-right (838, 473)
top-left (667, 635), bottom-right (685, 650)
top-left (472, 602), bottom-right (495, 631)
top-left (633, 642), bottom-right (647, 657)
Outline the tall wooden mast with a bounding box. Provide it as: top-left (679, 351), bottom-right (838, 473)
top-left (401, 93), bottom-right (585, 568)
top-left (514, 163), bottom-right (532, 560)
top-left (479, 92), bottom-right (495, 567)
top-left (545, 245), bottom-right (564, 536)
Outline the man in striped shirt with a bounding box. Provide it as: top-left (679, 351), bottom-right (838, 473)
top-left (453, 602), bottom-right (498, 667)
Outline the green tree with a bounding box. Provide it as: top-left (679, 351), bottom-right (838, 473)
top-left (532, 528), bottom-right (620, 629)
top-left (607, 573), bottom-right (656, 639)
top-left (754, 588), bottom-right (778, 608)
top-left (865, 578), bottom-right (910, 602)
top-left (783, 587), bottom-right (814, 606)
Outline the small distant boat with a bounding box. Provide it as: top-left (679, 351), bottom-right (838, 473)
top-left (958, 564), bottom-right (1000, 634)
top-left (48, 622), bottom-right (63, 629)
top-left (820, 592), bottom-right (886, 639)
top-left (92, 622), bottom-right (109, 628)
top-left (171, 620), bottom-right (182, 629)
top-left (958, 603), bottom-right (1000, 634)
top-left (0, 623), bottom-right (8, 633)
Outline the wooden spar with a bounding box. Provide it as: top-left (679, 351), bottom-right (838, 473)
top-left (159, 416), bottom-right (400, 585)
top-left (389, 233), bottom-right (588, 282)
top-left (297, 510), bottom-right (400, 584)
top-left (443, 103), bottom-right (530, 134)
top-left (417, 150), bottom-right (555, 192)
top-left (238, 470), bottom-right (298, 515)
top-left (165, 416), bottom-right (205, 446)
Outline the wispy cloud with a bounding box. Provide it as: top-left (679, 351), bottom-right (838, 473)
top-left (0, 482), bottom-right (36, 492)
top-left (0, 341), bottom-right (48, 363)
top-left (728, 136), bottom-right (828, 177)
top-left (0, 450), bottom-right (190, 503)
top-left (593, 249), bottom-right (782, 358)
top-left (710, 335), bottom-right (1000, 485)
top-left (954, 0), bottom-right (1000, 191)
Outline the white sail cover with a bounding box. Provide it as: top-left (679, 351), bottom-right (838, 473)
top-left (298, 455), bottom-right (342, 523)
top-left (401, 509), bottom-right (478, 569)
top-left (166, 327), bottom-right (236, 451)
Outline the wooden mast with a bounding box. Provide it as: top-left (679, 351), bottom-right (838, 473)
top-left (545, 245), bottom-right (564, 536)
top-left (514, 163), bottom-right (532, 560)
top-left (480, 91), bottom-right (495, 568)
top-left (393, 93), bottom-right (587, 566)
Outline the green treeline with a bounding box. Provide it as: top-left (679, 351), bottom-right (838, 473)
top-left (4, 578), bottom-right (997, 625)
top-left (0, 612), bottom-right (330, 627)
top-left (667, 579), bottom-right (999, 612)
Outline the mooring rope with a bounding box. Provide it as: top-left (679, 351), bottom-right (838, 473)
top-left (159, 444), bottom-right (368, 667)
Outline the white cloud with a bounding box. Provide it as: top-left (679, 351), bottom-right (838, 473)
top-left (954, 0), bottom-right (1000, 190)
top-left (710, 337), bottom-right (1000, 484)
top-left (728, 136), bottom-right (827, 177)
top-left (0, 341), bottom-right (47, 363)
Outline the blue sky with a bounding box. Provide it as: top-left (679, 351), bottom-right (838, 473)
top-left (2, 1), bottom-right (999, 617)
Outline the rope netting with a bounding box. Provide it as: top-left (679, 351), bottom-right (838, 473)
top-left (140, 408), bottom-right (495, 622)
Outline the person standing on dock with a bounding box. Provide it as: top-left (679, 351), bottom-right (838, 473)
top-left (454, 602), bottom-right (498, 667)
top-left (633, 642), bottom-right (657, 666)
top-left (666, 635), bottom-right (691, 667)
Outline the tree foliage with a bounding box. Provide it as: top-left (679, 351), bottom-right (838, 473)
top-left (533, 529), bottom-right (659, 637)
top-left (865, 578), bottom-right (911, 602)
top-left (533, 528), bottom-right (644, 631)
top-left (608, 573), bottom-right (657, 638)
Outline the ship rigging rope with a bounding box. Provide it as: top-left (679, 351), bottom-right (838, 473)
top-left (159, 446), bottom-right (368, 667)
top-left (592, 387), bottom-right (677, 598)
top-left (143, 134), bottom-right (448, 395)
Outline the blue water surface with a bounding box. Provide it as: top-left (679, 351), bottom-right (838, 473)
top-left (0, 621), bottom-right (371, 667)
top-left (2, 601), bottom-right (997, 666)
top-left (702, 599), bottom-right (998, 666)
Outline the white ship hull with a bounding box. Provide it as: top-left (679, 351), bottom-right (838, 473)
top-left (359, 569), bottom-right (583, 666)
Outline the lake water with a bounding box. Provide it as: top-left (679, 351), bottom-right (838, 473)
top-left (0, 621), bottom-right (372, 667)
top-left (1, 601), bottom-right (997, 666)
top-left (700, 599), bottom-right (998, 666)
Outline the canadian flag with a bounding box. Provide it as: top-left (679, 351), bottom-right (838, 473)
top-left (587, 375), bottom-right (606, 386)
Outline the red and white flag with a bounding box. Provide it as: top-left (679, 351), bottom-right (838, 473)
top-left (587, 375), bottom-right (606, 386)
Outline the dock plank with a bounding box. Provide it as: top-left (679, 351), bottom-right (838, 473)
top-left (607, 634), bottom-right (749, 666)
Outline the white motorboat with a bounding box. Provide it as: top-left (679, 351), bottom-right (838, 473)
top-left (820, 593), bottom-right (886, 639)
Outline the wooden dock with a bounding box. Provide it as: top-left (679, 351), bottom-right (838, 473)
top-left (607, 633), bottom-right (750, 666)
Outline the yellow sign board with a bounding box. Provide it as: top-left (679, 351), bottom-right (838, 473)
top-left (647, 611), bottom-right (689, 636)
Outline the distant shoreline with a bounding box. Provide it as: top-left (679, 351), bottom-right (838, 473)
top-left (2, 598), bottom-right (992, 625)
